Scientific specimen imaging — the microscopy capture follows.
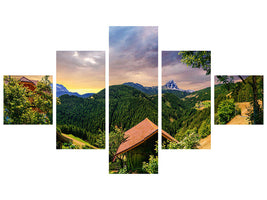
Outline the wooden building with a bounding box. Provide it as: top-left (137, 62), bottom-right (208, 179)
top-left (113, 118), bottom-right (178, 170)
top-left (18, 76), bottom-right (38, 91)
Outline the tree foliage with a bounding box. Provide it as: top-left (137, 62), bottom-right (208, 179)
top-left (142, 155), bottom-right (158, 174)
top-left (179, 51), bottom-right (211, 75)
top-left (217, 99), bottom-right (236, 124)
top-left (4, 76), bottom-right (52, 124)
top-left (166, 129), bottom-right (200, 149)
top-left (109, 127), bottom-right (126, 163)
top-left (56, 92), bottom-right (105, 148)
top-left (162, 86), bottom-right (211, 148)
top-left (109, 85), bottom-right (158, 131)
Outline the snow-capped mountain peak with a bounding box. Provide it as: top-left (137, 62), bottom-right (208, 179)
top-left (164, 80), bottom-right (194, 93)
top-left (165, 80), bottom-right (179, 90)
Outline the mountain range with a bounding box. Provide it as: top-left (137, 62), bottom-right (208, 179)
top-left (56, 84), bottom-right (95, 98)
top-left (123, 80), bottom-right (194, 97)
top-left (55, 80), bottom-right (193, 98)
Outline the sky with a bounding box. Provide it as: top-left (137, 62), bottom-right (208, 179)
top-left (162, 51), bottom-right (210, 91)
top-left (109, 26), bottom-right (158, 86)
top-left (214, 75), bottom-right (249, 84)
top-left (57, 51), bottom-right (105, 94)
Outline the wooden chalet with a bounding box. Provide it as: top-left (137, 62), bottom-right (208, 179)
top-left (18, 76), bottom-right (38, 91)
top-left (113, 118), bottom-right (178, 169)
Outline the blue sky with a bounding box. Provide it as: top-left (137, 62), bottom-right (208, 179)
top-left (162, 51), bottom-right (210, 91)
top-left (109, 26), bottom-right (158, 86)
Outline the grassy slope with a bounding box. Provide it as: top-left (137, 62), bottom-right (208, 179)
top-left (61, 133), bottom-right (98, 149)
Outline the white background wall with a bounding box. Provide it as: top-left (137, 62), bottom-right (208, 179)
top-left (0, 1), bottom-right (266, 200)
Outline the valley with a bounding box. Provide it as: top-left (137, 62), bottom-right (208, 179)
top-left (111, 81), bottom-right (211, 150)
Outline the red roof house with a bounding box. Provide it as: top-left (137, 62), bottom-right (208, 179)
top-left (113, 118), bottom-right (178, 169)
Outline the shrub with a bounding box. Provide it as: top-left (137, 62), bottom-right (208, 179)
top-left (168, 129), bottom-right (200, 149)
top-left (198, 118), bottom-right (211, 138)
top-left (217, 99), bottom-right (235, 124)
top-left (142, 155), bottom-right (158, 174)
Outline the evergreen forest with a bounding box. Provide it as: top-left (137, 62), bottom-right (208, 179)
top-left (56, 90), bottom-right (105, 149)
top-left (162, 86), bottom-right (211, 149)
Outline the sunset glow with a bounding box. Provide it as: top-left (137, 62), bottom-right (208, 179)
top-left (57, 51), bottom-right (105, 94)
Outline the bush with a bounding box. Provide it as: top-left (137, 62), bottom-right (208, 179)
top-left (168, 129), bottom-right (200, 149)
top-left (198, 118), bottom-right (211, 138)
top-left (118, 166), bottom-right (128, 174)
top-left (142, 155), bottom-right (158, 174)
top-left (217, 99), bottom-right (236, 124)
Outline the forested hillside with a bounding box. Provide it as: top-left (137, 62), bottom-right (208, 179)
top-left (122, 83), bottom-right (211, 149)
top-left (57, 91), bottom-right (105, 148)
top-left (109, 85), bottom-right (158, 131)
top-left (162, 87), bottom-right (211, 144)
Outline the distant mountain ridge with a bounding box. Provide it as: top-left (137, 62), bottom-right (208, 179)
top-left (123, 82), bottom-right (158, 95)
top-left (55, 84), bottom-right (95, 98)
top-left (123, 81), bottom-right (194, 98)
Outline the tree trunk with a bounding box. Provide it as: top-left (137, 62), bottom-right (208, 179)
top-left (252, 76), bottom-right (260, 124)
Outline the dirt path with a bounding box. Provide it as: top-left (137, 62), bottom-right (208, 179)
top-left (227, 102), bottom-right (251, 125)
top-left (61, 133), bottom-right (86, 148)
top-left (198, 134), bottom-right (211, 149)
top-left (227, 115), bottom-right (249, 124)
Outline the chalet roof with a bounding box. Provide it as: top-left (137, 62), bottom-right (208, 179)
top-left (114, 118), bottom-right (178, 158)
top-left (19, 76), bottom-right (37, 85)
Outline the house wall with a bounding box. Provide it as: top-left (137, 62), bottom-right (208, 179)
top-left (125, 133), bottom-right (158, 171)
top-left (19, 82), bottom-right (36, 91)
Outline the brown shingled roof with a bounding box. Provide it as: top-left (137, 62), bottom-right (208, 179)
top-left (19, 76), bottom-right (37, 85)
top-left (114, 118), bottom-right (178, 159)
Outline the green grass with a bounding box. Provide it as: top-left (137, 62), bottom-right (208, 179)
top-left (66, 134), bottom-right (98, 149)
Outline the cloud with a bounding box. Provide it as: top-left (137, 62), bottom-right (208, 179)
top-left (109, 26), bottom-right (158, 86)
top-left (57, 51), bottom-right (105, 93)
top-left (162, 51), bottom-right (210, 91)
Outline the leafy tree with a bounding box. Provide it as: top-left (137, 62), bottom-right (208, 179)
top-left (33, 75), bottom-right (53, 123)
top-left (178, 51), bottom-right (211, 75)
top-left (95, 129), bottom-right (105, 149)
top-left (217, 99), bottom-right (236, 124)
top-left (4, 76), bottom-right (52, 124)
top-left (109, 127), bottom-right (127, 168)
top-left (198, 118), bottom-right (211, 138)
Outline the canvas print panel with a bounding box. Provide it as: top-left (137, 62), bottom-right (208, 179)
top-left (215, 75), bottom-right (263, 125)
top-left (56, 51), bottom-right (105, 149)
top-left (109, 26), bottom-right (158, 174)
top-left (3, 75), bottom-right (53, 125)
top-left (162, 51), bottom-right (211, 149)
